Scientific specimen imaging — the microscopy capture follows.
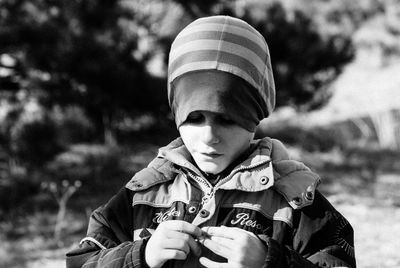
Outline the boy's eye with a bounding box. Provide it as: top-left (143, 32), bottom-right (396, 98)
top-left (183, 112), bottom-right (236, 126)
top-left (185, 112), bottom-right (204, 124)
top-left (216, 115), bottom-right (235, 125)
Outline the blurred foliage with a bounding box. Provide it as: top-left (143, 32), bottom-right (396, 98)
top-left (343, 146), bottom-right (400, 173)
top-left (0, 173), bottom-right (40, 219)
top-left (0, 143), bottom-right (129, 218)
top-left (52, 105), bottom-right (96, 145)
top-left (0, 0), bottom-right (167, 145)
top-left (46, 144), bottom-right (124, 190)
top-left (260, 122), bottom-right (346, 152)
top-left (11, 115), bottom-right (63, 166)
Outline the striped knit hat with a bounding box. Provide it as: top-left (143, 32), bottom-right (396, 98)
top-left (168, 15), bottom-right (275, 131)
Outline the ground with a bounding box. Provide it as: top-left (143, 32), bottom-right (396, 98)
top-left (330, 195), bottom-right (400, 268)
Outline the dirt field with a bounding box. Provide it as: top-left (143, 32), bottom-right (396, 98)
top-left (330, 196), bottom-right (400, 268)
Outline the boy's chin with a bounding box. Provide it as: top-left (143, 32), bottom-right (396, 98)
top-left (196, 162), bottom-right (227, 175)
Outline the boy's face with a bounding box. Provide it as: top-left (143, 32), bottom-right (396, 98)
top-left (179, 111), bottom-right (254, 175)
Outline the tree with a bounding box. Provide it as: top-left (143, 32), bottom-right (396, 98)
top-left (250, 3), bottom-right (355, 110)
top-left (0, 0), bottom-right (167, 145)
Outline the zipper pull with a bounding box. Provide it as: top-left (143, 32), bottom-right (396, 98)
top-left (201, 188), bottom-right (214, 205)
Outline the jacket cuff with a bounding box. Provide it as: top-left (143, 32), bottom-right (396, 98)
top-left (263, 238), bottom-right (283, 267)
top-left (263, 238), bottom-right (317, 268)
top-left (131, 237), bottom-right (151, 268)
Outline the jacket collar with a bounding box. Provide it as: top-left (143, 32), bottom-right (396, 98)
top-left (126, 137), bottom-right (321, 209)
top-left (159, 138), bottom-right (274, 192)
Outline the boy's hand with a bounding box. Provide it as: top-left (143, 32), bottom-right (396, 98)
top-left (199, 226), bottom-right (267, 268)
top-left (145, 220), bottom-right (203, 268)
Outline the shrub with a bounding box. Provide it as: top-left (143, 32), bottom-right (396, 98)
top-left (0, 174), bottom-right (41, 219)
top-left (51, 106), bottom-right (96, 145)
top-left (45, 144), bottom-right (130, 203)
top-left (258, 122), bottom-right (345, 152)
top-left (10, 117), bottom-right (64, 167)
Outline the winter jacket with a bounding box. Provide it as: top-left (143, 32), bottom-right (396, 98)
top-left (66, 137), bottom-right (356, 268)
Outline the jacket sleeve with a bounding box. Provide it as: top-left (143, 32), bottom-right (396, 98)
top-left (263, 191), bottom-right (356, 268)
top-left (66, 187), bottom-right (150, 268)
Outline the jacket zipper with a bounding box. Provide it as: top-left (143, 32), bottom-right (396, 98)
top-left (186, 171), bottom-right (214, 205)
top-left (186, 159), bottom-right (271, 205)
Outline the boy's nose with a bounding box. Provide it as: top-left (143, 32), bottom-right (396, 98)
top-left (201, 124), bottom-right (220, 145)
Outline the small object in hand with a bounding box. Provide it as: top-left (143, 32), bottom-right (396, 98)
top-left (196, 230), bottom-right (210, 243)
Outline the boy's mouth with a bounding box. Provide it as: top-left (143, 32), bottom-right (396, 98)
top-left (199, 152), bottom-right (223, 158)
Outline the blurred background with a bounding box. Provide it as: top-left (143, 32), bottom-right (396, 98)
top-left (0, 0), bottom-right (399, 267)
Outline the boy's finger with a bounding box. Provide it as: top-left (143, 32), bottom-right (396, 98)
top-left (201, 237), bottom-right (231, 259)
top-left (166, 230), bottom-right (202, 256)
top-left (202, 226), bottom-right (256, 240)
top-left (162, 239), bottom-right (190, 255)
top-left (209, 236), bottom-right (233, 249)
top-left (199, 256), bottom-right (228, 268)
top-left (165, 220), bottom-right (202, 237)
top-left (162, 223), bottom-right (202, 256)
top-left (201, 226), bottom-right (237, 239)
top-left (186, 234), bottom-right (202, 256)
top-left (161, 249), bottom-right (188, 261)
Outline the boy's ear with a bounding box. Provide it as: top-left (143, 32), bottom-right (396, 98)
top-left (270, 139), bottom-right (290, 161)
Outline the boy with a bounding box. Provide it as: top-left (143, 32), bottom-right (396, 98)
top-left (67, 16), bottom-right (356, 268)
